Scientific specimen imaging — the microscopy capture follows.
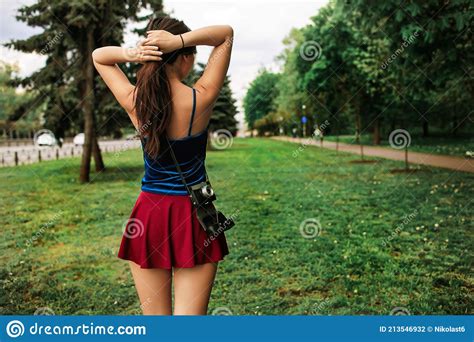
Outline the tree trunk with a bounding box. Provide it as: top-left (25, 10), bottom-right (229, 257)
top-left (79, 30), bottom-right (96, 183)
top-left (355, 112), bottom-right (361, 144)
top-left (92, 136), bottom-right (105, 172)
top-left (422, 120), bottom-right (429, 137)
top-left (356, 111), bottom-right (364, 160)
top-left (373, 117), bottom-right (381, 145)
top-left (451, 117), bottom-right (458, 136)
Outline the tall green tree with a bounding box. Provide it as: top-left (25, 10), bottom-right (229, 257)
top-left (338, 0), bottom-right (473, 136)
top-left (243, 69), bottom-right (280, 135)
top-left (7, 0), bottom-right (163, 182)
top-left (0, 61), bottom-right (43, 138)
top-left (244, 0), bottom-right (473, 143)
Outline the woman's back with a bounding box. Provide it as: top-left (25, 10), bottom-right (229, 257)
top-left (141, 86), bottom-right (209, 195)
top-left (166, 83), bottom-right (209, 140)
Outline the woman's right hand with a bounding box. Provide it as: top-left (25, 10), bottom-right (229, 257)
top-left (143, 30), bottom-right (182, 53)
top-left (125, 42), bottom-right (163, 63)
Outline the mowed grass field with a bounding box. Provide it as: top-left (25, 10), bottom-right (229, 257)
top-left (1, 138), bottom-right (472, 315)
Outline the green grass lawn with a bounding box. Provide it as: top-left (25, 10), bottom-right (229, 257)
top-left (1, 138), bottom-right (472, 315)
top-left (324, 134), bottom-right (474, 157)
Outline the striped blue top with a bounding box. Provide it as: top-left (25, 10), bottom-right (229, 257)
top-left (140, 88), bottom-right (208, 196)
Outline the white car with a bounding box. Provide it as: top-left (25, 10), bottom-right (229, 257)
top-left (36, 132), bottom-right (57, 146)
top-left (73, 133), bottom-right (85, 146)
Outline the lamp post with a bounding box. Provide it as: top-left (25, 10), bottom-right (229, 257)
top-left (301, 105), bottom-right (307, 137)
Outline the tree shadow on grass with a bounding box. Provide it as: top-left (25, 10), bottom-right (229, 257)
top-left (89, 165), bottom-right (143, 183)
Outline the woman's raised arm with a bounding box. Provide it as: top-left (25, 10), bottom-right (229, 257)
top-left (145, 25), bottom-right (234, 104)
top-left (92, 44), bottom-right (163, 126)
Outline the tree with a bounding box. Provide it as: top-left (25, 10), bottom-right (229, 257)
top-left (0, 61), bottom-right (43, 138)
top-left (7, 0), bottom-right (163, 182)
top-left (338, 0), bottom-right (473, 137)
top-left (243, 0), bottom-right (473, 145)
top-left (243, 69), bottom-right (280, 135)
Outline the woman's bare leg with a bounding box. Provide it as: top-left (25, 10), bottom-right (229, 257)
top-left (129, 261), bottom-right (172, 315)
top-left (173, 262), bottom-right (218, 315)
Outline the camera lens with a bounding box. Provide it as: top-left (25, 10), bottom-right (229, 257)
top-left (201, 185), bottom-right (214, 198)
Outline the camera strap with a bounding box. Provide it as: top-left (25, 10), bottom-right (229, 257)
top-left (164, 136), bottom-right (235, 234)
top-left (163, 136), bottom-right (194, 196)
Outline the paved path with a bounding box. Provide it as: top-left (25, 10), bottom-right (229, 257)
top-left (272, 136), bottom-right (474, 173)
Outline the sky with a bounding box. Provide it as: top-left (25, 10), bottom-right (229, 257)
top-left (0, 0), bottom-right (329, 127)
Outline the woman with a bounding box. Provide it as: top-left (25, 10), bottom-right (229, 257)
top-left (92, 16), bottom-right (233, 315)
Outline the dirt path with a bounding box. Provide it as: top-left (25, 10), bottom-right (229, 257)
top-left (272, 136), bottom-right (474, 173)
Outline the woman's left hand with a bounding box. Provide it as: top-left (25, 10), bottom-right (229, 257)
top-left (143, 30), bottom-right (182, 53)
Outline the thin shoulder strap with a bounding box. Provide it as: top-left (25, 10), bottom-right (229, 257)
top-left (187, 88), bottom-right (197, 136)
top-left (164, 136), bottom-right (192, 195)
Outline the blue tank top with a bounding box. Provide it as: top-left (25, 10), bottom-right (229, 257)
top-left (141, 88), bottom-right (208, 196)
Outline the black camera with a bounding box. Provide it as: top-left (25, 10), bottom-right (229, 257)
top-left (189, 181), bottom-right (235, 236)
top-left (164, 137), bottom-right (235, 236)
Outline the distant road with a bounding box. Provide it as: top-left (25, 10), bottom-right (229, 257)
top-left (272, 136), bottom-right (474, 173)
top-left (0, 139), bottom-right (141, 167)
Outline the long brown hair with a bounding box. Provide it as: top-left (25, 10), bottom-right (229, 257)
top-left (135, 16), bottom-right (196, 158)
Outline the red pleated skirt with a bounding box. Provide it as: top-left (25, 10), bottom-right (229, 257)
top-left (118, 191), bottom-right (229, 269)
